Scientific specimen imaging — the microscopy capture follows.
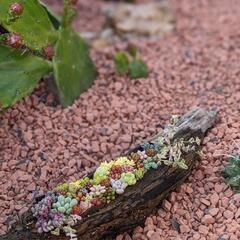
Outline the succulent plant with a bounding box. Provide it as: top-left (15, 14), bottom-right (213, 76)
top-left (89, 185), bottom-right (106, 197)
top-left (143, 157), bottom-right (158, 170)
top-left (102, 188), bottom-right (116, 203)
top-left (52, 195), bottom-right (78, 215)
top-left (122, 165), bottom-right (135, 173)
top-left (110, 178), bottom-right (127, 194)
top-left (100, 179), bottom-right (111, 187)
top-left (134, 168), bottom-right (145, 180)
top-left (93, 165), bottom-right (110, 184)
top-left (35, 210), bottom-right (66, 233)
top-left (140, 142), bottom-right (153, 151)
top-left (145, 148), bottom-right (157, 157)
top-left (224, 155), bottom-right (240, 192)
top-left (121, 172), bottom-right (137, 186)
top-left (114, 157), bottom-right (135, 166)
top-left (32, 193), bottom-right (55, 218)
top-left (128, 152), bottom-right (141, 162)
top-left (110, 165), bottom-right (123, 179)
top-left (32, 193), bottom-right (66, 233)
top-left (137, 150), bottom-right (148, 160)
top-left (71, 205), bottom-right (84, 215)
top-left (91, 198), bottom-right (103, 206)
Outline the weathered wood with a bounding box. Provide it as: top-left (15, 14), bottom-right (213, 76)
top-left (1, 108), bottom-right (217, 240)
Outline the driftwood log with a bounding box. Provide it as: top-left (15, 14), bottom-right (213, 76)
top-left (1, 108), bottom-right (217, 240)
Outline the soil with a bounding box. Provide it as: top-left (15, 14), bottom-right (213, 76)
top-left (0, 0), bottom-right (240, 239)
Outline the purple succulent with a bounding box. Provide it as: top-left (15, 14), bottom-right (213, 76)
top-left (32, 193), bottom-right (63, 233)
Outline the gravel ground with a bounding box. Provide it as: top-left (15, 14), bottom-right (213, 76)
top-left (0, 0), bottom-right (240, 239)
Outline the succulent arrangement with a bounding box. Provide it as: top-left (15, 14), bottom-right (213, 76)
top-left (0, 0), bottom-right (97, 109)
top-left (32, 116), bottom-right (201, 239)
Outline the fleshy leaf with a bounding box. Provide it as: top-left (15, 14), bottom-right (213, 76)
top-left (129, 59), bottom-right (148, 79)
top-left (114, 51), bottom-right (129, 75)
top-left (127, 44), bottom-right (137, 58)
top-left (53, 27), bottom-right (97, 107)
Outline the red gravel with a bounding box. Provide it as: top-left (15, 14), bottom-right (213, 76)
top-left (1, 0), bottom-right (240, 239)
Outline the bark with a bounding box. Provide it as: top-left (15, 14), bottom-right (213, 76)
top-left (1, 107), bottom-right (217, 240)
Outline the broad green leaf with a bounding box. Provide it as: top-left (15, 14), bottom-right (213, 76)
top-left (129, 59), bottom-right (148, 79)
top-left (0, 45), bottom-right (52, 108)
top-left (114, 51), bottom-right (129, 75)
top-left (0, 0), bottom-right (57, 50)
top-left (53, 27), bottom-right (97, 107)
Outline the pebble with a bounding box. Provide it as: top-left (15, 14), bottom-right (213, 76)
top-left (201, 214), bottom-right (215, 224)
top-left (209, 208), bottom-right (219, 217)
top-left (223, 210), bottom-right (234, 220)
top-left (162, 200), bottom-right (172, 211)
top-left (210, 193), bottom-right (220, 206)
top-left (200, 199), bottom-right (211, 206)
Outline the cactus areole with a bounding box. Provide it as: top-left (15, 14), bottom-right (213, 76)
top-left (6, 32), bottom-right (22, 48)
top-left (9, 2), bottom-right (24, 16)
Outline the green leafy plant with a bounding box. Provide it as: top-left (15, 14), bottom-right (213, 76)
top-left (0, 0), bottom-right (97, 108)
top-left (224, 155), bottom-right (240, 192)
top-left (114, 44), bottom-right (148, 79)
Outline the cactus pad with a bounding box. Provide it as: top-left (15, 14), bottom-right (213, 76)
top-left (39, 0), bottom-right (60, 29)
top-left (0, 45), bottom-right (53, 109)
top-left (0, 0), bottom-right (57, 50)
top-left (53, 27), bottom-right (97, 107)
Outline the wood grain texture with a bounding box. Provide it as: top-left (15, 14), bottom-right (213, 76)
top-left (1, 107), bottom-right (217, 240)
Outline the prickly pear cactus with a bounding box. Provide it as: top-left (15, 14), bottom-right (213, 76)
top-left (53, 27), bottom-right (97, 107)
top-left (0, 45), bottom-right (53, 109)
top-left (0, 0), bottom-right (57, 50)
